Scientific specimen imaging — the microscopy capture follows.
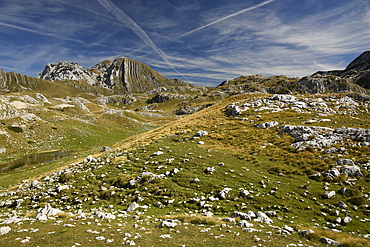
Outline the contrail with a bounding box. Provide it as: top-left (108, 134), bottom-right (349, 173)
top-left (96, 0), bottom-right (190, 81)
top-left (180, 0), bottom-right (276, 37)
top-left (0, 22), bottom-right (87, 45)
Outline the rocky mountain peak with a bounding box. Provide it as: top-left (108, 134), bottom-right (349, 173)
top-left (345, 51), bottom-right (370, 71)
top-left (37, 57), bottom-right (191, 94)
top-left (37, 60), bottom-right (96, 85)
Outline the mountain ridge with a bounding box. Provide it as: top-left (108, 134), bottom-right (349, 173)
top-left (38, 57), bottom-right (198, 94)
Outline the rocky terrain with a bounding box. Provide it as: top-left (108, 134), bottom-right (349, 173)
top-left (0, 52), bottom-right (369, 246)
top-left (37, 58), bottom-right (204, 95)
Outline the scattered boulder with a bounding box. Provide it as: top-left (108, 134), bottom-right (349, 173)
top-left (335, 159), bottom-right (355, 166)
top-left (36, 204), bottom-right (63, 220)
top-left (217, 188), bottom-right (232, 199)
top-left (127, 202), bottom-right (139, 212)
top-left (204, 167), bottom-right (215, 174)
top-left (255, 212), bottom-right (273, 224)
top-left (299, 229), bottom-right (315, 238)
top-left (151, 151), bottom-right (164, 156)
top-left (323, 191), bottom-right (336, 199)
top-left (93, 211), bottom-right (116, 220)
top-left (324, 168), bottom-right (340, 179)
top-left (320, 237), bottom-right (341, 246)
top-left (159, 219), bottom-right (178, 228)
top-left (341, 216), bottom-right (352, 225)
top-left (231, 211), bottom-right (251, 220)
top-left (0, 226), bottom-right (11, 235)
top-left (255, 121), bottom-right (279, 129)
top-left (195, 130), bottom-right (208, 137)
top-left (340, 165), bottom-right (363, 177)
top-left (236, 220), bottom-right (254, 227)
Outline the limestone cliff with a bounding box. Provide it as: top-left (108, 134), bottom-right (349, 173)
top-left (0, 70), bottom-right (43, 92)
top-left (38, 57), bottom-right (193, 94)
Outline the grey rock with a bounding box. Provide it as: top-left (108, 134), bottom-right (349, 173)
top-left (342, 216), bottom-right (352, 224)
top-left (159, 219), bottom-right (178, 228)
top-left (324, 168), bottom-right (340, 179)
top-left (217, 188), bottom-right (232, 199)
top-left (299, 229), bottom-right (315, 238)
top-left (231, 211), bottom-right (251, 220)
top-left (93, 211), bottom-right (116, 220)
top-left (195, 130), bottom-right (208, 137)
top-left (335, 159), bottom-right (355, 166)
top-left (127, 202), bottom-right (139, 212)
top-left (340, 165), bottom-right (363, 177)
top-left (236, 220), bottom-right (254, 227)
top-left (255, 121), bottom-right (279, 129)
top-left (204, 167), bottom-right (215, 174)
top-left (337, 201), bottom-right (347, 209)
top-left (323, 191), bottom-right (336, 199)
top-left (320, 237), bottom-right (341, 246)
top-left (0, 226), bottom-right (11, 235)
top-left (255, 211), bottom-right (273, 224)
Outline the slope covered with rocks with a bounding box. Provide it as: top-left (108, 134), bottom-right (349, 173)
top-left (0, 90), bottom-right (369, 246)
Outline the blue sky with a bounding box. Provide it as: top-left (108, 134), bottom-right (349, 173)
top-left (1, 0), bottom-right (370, 86)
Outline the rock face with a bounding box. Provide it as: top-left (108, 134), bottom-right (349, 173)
top-left (38, 57), bottom-right (193, 94)
top-left (345, 51), bottom-right (370, 71)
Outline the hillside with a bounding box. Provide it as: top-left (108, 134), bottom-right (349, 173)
top-left (0, 53), bottom-right (369, 246)
top-left (0, 91), bottom-right (369, 246)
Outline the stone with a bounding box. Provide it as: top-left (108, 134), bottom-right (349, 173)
top-left (231, 211), bottom-right (251, 220)
top-left (323, 191), bottom-right (336, 199)
top-left (204, 167), bottom-right (215, 174)
top-left (223, 217), bottom-right (236, 223)
top-left (324, 168), bottom-right (340, 179)
top-left (0, 226), bottom-right (11, 235)
top-left (217, 188), bottom-right (232, 199)
top-left (320, 237), bottom-right (340, 246)
top-left (195, 130), bottom-right (208, 137)
top-left (255, 212), bottom-right (273, 224)
top-left (255, 121), bottom-right (279, 129)
top-left (151, 151), bottom-right (164, 156)
top-left (341, 216), bottom-right (352, 224)
top-left (299, 229), bottom-right (315, 238)
top-left (159, 219), bottom-right (178, 228)
top-left (56, 185), bottom-right (69, 192)
top-left (93, 211), bottom-right (116, 220)
top-left (340, 165), bottom-right (363, 177)
top-left (236, 220), bottom-right (254, 227)
top-left (337, 201), bottom-right (347, 209)
top-left (127, 202), bottom-right (139, 212)
top-left (37, 204), bottom-right (63, 216)
top-left (335, 159), bottom-right (355, 166)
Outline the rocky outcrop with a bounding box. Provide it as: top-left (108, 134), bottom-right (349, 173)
top-left (0, 70), bottom-right (43, 92)
top-left (37, 61), bottom-right (97, 85)
top-left (37, 57), bottom-right (196, 94)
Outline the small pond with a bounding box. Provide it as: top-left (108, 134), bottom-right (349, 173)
top-left (0, 150), bottom-right (72, 173)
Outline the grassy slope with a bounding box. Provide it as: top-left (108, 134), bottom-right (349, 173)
top-left (0, 93), bottom-right (369, 246)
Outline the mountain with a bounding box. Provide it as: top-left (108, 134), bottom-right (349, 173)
top-left (38, 57), bottom-right (197, 94)
top-left (217, 51), bottom-right (370, 95)
top-left (1, 52), bottom-right (370, 246)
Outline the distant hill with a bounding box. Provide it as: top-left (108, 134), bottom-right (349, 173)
top-left (217, 51), bottom-right (370, 94)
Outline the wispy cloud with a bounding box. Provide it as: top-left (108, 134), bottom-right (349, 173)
top-left (96, 0), bottom-right (190, 81)
top-left (179, 0), bottom-right (276, 37)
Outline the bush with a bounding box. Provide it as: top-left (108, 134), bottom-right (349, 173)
top-left (347, 196), bottom-right (367, 206)
top-left (59, 173), bottom-right (73, 183)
